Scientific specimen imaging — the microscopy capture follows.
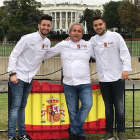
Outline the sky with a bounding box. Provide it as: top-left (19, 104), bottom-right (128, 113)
top-left (0, 0), bottom-right (122, 7)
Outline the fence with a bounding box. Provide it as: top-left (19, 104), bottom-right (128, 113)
top-left (0, 81), bottom-right (140, 135)
top-left (0, 32), bottom-right (140, 56)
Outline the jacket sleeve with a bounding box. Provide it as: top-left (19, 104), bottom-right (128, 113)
top-left (89, 39), bottom-right (96, 59)
top-left (44, 42), bottom-right (62, 60)
top-left (118, 34), bottom-right (132, 71)
top-left (7, 36), bottom-right (29, 72)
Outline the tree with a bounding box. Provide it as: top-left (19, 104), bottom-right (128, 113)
top-left (0, 6), bottom-right (10, 44)
top-left (80, 8), bottom-right (102, 34)
top-left (118, 0), bottom-right (140, 32)
top-left (0, 0), bottom-right (43, 43)
top-left (103, 1), bottom-right (122, 32)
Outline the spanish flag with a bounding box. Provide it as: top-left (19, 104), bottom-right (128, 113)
top-left (25, 81), bottom-right (106, 139)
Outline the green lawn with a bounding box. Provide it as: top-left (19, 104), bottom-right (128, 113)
top-left (0, 41), bottom-right (140, 56)
top-left (126, 41), bottom-right (140, 56)
top-left (0, 91), bottom-right (140, 139)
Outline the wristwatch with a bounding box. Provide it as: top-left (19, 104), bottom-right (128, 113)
top-left (9, 72), bottom-right (16, 77)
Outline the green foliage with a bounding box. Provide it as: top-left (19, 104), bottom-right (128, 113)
top-left (135, 28), bottom-right (140, 32)
top-left (132, 29), bottom-right (140, 39)
top-left (0, 7), bottom-right (10, 34)
top-left (118, 0), bottom-right (140, 32)
top-left (103, 1), bottom-right (122, 32)
top-left (0, 0), bottom-right (43, 42)
top-left (80, 8), bottom-right (102, 34)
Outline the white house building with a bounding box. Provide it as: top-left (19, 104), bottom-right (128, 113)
top-left (39, 1), bottom-right (103, 33)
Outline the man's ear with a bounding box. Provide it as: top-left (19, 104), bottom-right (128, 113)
top-left (38, 24), bottom-right (40, 29)
top-left (104, 22), bottom-right (106, 27)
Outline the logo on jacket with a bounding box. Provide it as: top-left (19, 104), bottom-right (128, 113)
top-left (77, 44), bottom-right (81, 49)
top-left (42, 44), bottom-right (48, 50)
top-left (104, 42), bottom-right (107, 47)
top-left (77, 44), bottom-right (87, 50)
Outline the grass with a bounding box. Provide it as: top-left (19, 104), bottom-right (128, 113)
top-left (126, 41), bottom-right (140, 56)
top-left (0, 91), bottom-right (140, 139)
top-left (125, 91), bottom-right (140, 127)
top-left (0, 41), bottom-right (140, 56)
top-left (0, 94), bottom-right (8, 130)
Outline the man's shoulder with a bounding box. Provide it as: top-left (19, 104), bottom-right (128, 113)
top-left (80, 39), bottom-right (91, 45)
top-left (108, 31), bottom-right (121, 37)
top-left (21, 32), bottom-right (36, 39)
top-left (89, 35), bottom-right (97, 42)
top-left (60, 40), bottom-right (70, 45)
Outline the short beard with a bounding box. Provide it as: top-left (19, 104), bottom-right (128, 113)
top-left (98, 29), bottom-right (106, 36)
top-left (40, 31), bottom-right (48, 36)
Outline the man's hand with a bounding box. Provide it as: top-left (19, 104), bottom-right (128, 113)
top-left (121, 71), bottom-right (129, 80)
top-left (65, 37), bottom-right (70, 41)
top-left (10, 75), bottom-right (18, 84)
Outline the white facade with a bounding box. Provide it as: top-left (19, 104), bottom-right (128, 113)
top-left (39, 1), bottom-right (103, 33)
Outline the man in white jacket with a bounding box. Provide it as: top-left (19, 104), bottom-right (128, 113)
top-left (89, 16), bottom-right (132, 140)
top-left (7, 14), bottom-right (52, 140)
top-left (45, 23), bottom-right (94, 140)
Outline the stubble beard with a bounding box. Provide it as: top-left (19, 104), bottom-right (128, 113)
top-left (98, 28), bottom-right (106, 36)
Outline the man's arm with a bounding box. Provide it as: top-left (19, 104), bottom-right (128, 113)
top-left (118, 34), bottom-right (132, 79)
top-left (89, 38), bottom-right (96, 59)
top-left (44, 42), bottom-right (62, 60)
top-left (8, 36), bottom-right (29, 83)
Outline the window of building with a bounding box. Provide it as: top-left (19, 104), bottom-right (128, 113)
top-left (56, 12), bottom-right (60, 18)
top-left (62, 12), bottom-right (66, 18)
top-left (68, 12), bottom-right (71, 18)
top-left (68, 22), bottom-right (71, 28)
top-left (62, 22), bottom-right (65, 29)
top-left (52, 13), bottom-right (55, 19)
top-left (72, 12), bottom-right (75, 19)
top-left (57, 22), bottom-right (59, 29)
top-left (52, 21), bottom-right (55, 29)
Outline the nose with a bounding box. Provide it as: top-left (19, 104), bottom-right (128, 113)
top-left (97, 25), bottom-right (100, 29)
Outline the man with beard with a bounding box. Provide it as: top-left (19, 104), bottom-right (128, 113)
top-left (7, 14), bottom-right (52, 140)
top-left (89, 16), bottom-right (132, 140)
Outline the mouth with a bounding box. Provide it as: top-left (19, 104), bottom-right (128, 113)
top-left (43, 30), bottom-right (49, 32)
top-left (97, 29), bottom-right (102, 32)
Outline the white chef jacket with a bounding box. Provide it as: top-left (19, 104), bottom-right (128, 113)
top-left (89, 30), bottom-right (132, 82)
top-left (8, 31), bottom-right (51, 83)
top-left (45, 39), bottom-right (94, 86)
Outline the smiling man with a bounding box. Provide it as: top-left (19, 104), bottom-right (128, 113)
top-left (45, 23), bottom-right (94, 140)
top-left (89, 16), bottom-right (132, 140)
top-left (7, 14), bottom-right (52, 140)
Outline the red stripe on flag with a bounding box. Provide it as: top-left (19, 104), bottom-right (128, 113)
top-left (25, 119), bottom-right (106, 139)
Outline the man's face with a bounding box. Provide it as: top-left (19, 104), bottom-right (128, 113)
top-left (93, 19), bottom-right (106, 36)
top-left (69, 25), bottom-right (83, 42)
top-left (38, 20), bottom-right (51, 37)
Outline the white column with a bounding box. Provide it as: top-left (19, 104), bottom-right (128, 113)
top-left (55, 12), bottom-right (56, 30)
top-left (50, 13), bottom-right (54, 30)
top-left (75, 12), bottom-right (76, 22)
top-left (71, 12), bottom-right (72, 24)
top-left (66, 12), bottom-right (68, 30)
top-left (60, 12), bottom-right (62, 29)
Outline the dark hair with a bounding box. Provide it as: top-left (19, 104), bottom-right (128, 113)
top-left (38, 14), bottom-right (52, 24)
top-left (93, 16), bottom-right (105, 23)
